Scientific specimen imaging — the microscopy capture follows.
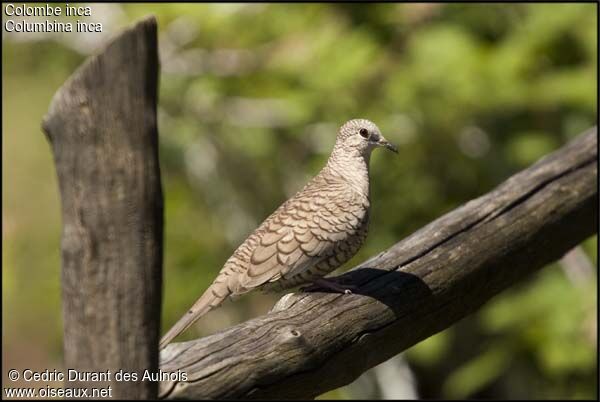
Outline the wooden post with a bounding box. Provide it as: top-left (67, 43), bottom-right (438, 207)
top-left (42, 17), bottom-right (162, 399)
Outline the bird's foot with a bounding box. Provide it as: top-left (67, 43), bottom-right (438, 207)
top-left (301, 278), bottom-right (357, 294)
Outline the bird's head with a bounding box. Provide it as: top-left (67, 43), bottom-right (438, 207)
top-left (336, 119), bottom-right (398, 156)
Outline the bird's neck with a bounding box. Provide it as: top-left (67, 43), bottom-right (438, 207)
top-left (325, 147), bottom-right (371, 196)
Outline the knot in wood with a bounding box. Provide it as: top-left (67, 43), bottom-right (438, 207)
top-left (278, 326), bottom-right (306, 344)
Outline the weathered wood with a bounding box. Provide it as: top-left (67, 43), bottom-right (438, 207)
top-left (159, 128), bottom-right (597, 400)
top-left (42, 17), bottom-right (162, 399)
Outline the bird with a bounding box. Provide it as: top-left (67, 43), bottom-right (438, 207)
top-left (160, 119), bottom-right (397, 350)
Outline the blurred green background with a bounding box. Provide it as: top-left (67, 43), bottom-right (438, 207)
top-left (2, 3), bottom-right (597, 399)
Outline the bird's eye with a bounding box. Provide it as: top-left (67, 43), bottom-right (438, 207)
top-left (359, 128), bottom-right (369, 138)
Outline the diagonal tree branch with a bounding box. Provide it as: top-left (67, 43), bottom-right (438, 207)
top-left (159, 127), bottom-right (597, 400)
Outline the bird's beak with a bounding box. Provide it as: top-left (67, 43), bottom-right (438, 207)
top-left (379, 138), bottom-right (398, 153)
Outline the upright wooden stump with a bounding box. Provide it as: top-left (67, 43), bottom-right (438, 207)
top-left (42, 17), bottom-right (162, 399)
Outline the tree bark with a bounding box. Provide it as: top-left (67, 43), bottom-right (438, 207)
top-left (159, 127), bottom-right (597, 400)
top-left (42, 16), bottom-right (162, 399)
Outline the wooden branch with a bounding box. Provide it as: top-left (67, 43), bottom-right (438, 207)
top-left (159, 127), bottom-right (597, 400)
top-left (42, 17), bottom-right (162, 399)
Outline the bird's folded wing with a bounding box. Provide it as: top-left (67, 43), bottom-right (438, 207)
top-left (238, 185), bottom-right (366, 289)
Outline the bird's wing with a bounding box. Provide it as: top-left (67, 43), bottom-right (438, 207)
top-left (238, 181), bottom-right (367, 289)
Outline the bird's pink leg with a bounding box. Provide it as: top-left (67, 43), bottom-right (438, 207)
top-left (301, 278), bottom-right (357, 294)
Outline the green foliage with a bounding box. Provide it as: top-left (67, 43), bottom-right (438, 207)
top-left (3, 3), bottom-right (596, 399)
top-left (482, 267), bottom-right (596, 377)
top-left (443, 344), bottom-right (512, 399)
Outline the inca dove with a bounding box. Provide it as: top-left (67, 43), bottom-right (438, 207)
top-left (160, 119), bottom-right (397, 349)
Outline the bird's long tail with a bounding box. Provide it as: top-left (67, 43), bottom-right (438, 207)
top-left (159, 284), bottom-right (229, 350)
